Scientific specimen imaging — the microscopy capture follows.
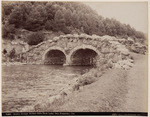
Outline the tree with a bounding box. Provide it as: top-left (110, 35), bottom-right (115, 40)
top-left (26, 32), bottom-right (45, 45)
top-left (8, 3), bottom-right (32, 28)
top-left (45, 20), bottom-right (55, 31)
top-left (64, 9), bottom-right (72, 26)
top-left (2, 24), bottom-right (16, 40)
top-left (25, 5), bottom-right (46, 31)
top-left (53, 10), bottom-right (66, 31)
top-left (3, 1), bottom-right (146, 41)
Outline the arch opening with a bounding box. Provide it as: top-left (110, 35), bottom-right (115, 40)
top-left (71, 48), bottom-right (98, 66)
top-left (44, 50), bottom-right (66, 65)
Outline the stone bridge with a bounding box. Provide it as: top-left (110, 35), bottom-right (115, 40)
top-left (24, 34), bottom-right (131, 66)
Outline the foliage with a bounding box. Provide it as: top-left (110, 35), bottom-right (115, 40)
top-left (2, 24), bottom-right (16, 40)
top-left (9, 48), bottom-right (16, 59)
top-left (2, 1), bottom-right (146, 44)
top-left (26, 32), bottom-right (45, 45)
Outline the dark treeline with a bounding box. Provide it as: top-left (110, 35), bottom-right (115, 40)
top-left (2, 1), bottom-right (145, 44)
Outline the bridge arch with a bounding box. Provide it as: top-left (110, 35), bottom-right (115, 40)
top-left (68, 45), bottom-right (100, 65)
top-left (42, 47), bottom-right (67, 65)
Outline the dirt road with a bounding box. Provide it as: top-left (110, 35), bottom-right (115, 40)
top-left (55, 53), bottom-right (148, 112)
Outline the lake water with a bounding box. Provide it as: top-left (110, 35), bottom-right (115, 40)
top-left (2, 65), bottom-right (92, 112)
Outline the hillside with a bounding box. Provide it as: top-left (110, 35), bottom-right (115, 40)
top-left (2, 1), bottom-right (146, 46)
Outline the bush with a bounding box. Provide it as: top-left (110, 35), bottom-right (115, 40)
top-left (78, 76), bottom-right (97, 86)
top-left (9, 48), bottom-right (16, 59)
top-left (2, 24), bottom-right (16, 40)
top-left (26, 32), bottom-right (45, 45)
top-left (62, 27), bottom-right (71, 34)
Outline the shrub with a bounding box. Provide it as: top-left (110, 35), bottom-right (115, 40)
top-left (72, 84), bottom-right (80, 91)
top-left (9, 48), bottom-right (16, 59)
top-left (78, 76), bottom-right (97, 86)
top-left (26, 32), bottom-right (45, 45)
top-left (2, 24), bottom-right (16, 40)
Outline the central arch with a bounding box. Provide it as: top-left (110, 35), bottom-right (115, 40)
top-left (43, 47), bottom-right (66, 65)
top-left (68, 45), bottom-right (100, 66)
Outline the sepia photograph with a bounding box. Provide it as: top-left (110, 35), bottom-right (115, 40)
top-left (1, 0), bottom-right (149, 116)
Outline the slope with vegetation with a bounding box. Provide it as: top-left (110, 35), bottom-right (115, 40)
top-left (2, 1), bottom-right (146, 46)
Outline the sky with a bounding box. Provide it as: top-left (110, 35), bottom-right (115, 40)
top-left (84, 2), bottom-right (148, 33)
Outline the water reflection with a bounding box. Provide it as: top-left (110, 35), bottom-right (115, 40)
top-left (2, 64), bottom-right (92, 112)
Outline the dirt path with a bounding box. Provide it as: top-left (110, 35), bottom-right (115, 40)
top-left (122, 53), bottom-right (148, 112)
top-left (54, 53), bottom-right (148, 112)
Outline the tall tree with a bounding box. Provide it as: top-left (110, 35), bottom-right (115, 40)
top-left (53, 9), bottom-right (66, 31)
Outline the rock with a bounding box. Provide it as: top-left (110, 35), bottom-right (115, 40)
top-left (53, 37), bottom-right (59, 41)
top-left (101, 47), bottom-right (110, 54)
top-left (95, 72), bottom-right (103, 77)
top-left (113, 59), bottom-right (133, 70)
top-left (112, 54), bottom-right (120, 63)
top-left (73, 34), bottom-right (79, 38)
top-left (92, 34), bottom-right (100, 38)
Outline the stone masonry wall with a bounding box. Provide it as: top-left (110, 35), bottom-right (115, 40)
top-left (24, 34), bottom-right (143, 69)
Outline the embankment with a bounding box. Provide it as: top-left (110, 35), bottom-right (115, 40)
top-left (32, 52), bottom-right (147, 112)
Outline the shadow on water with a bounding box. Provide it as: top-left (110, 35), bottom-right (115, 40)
top-left (43, 64), bottom-right (93, 75)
